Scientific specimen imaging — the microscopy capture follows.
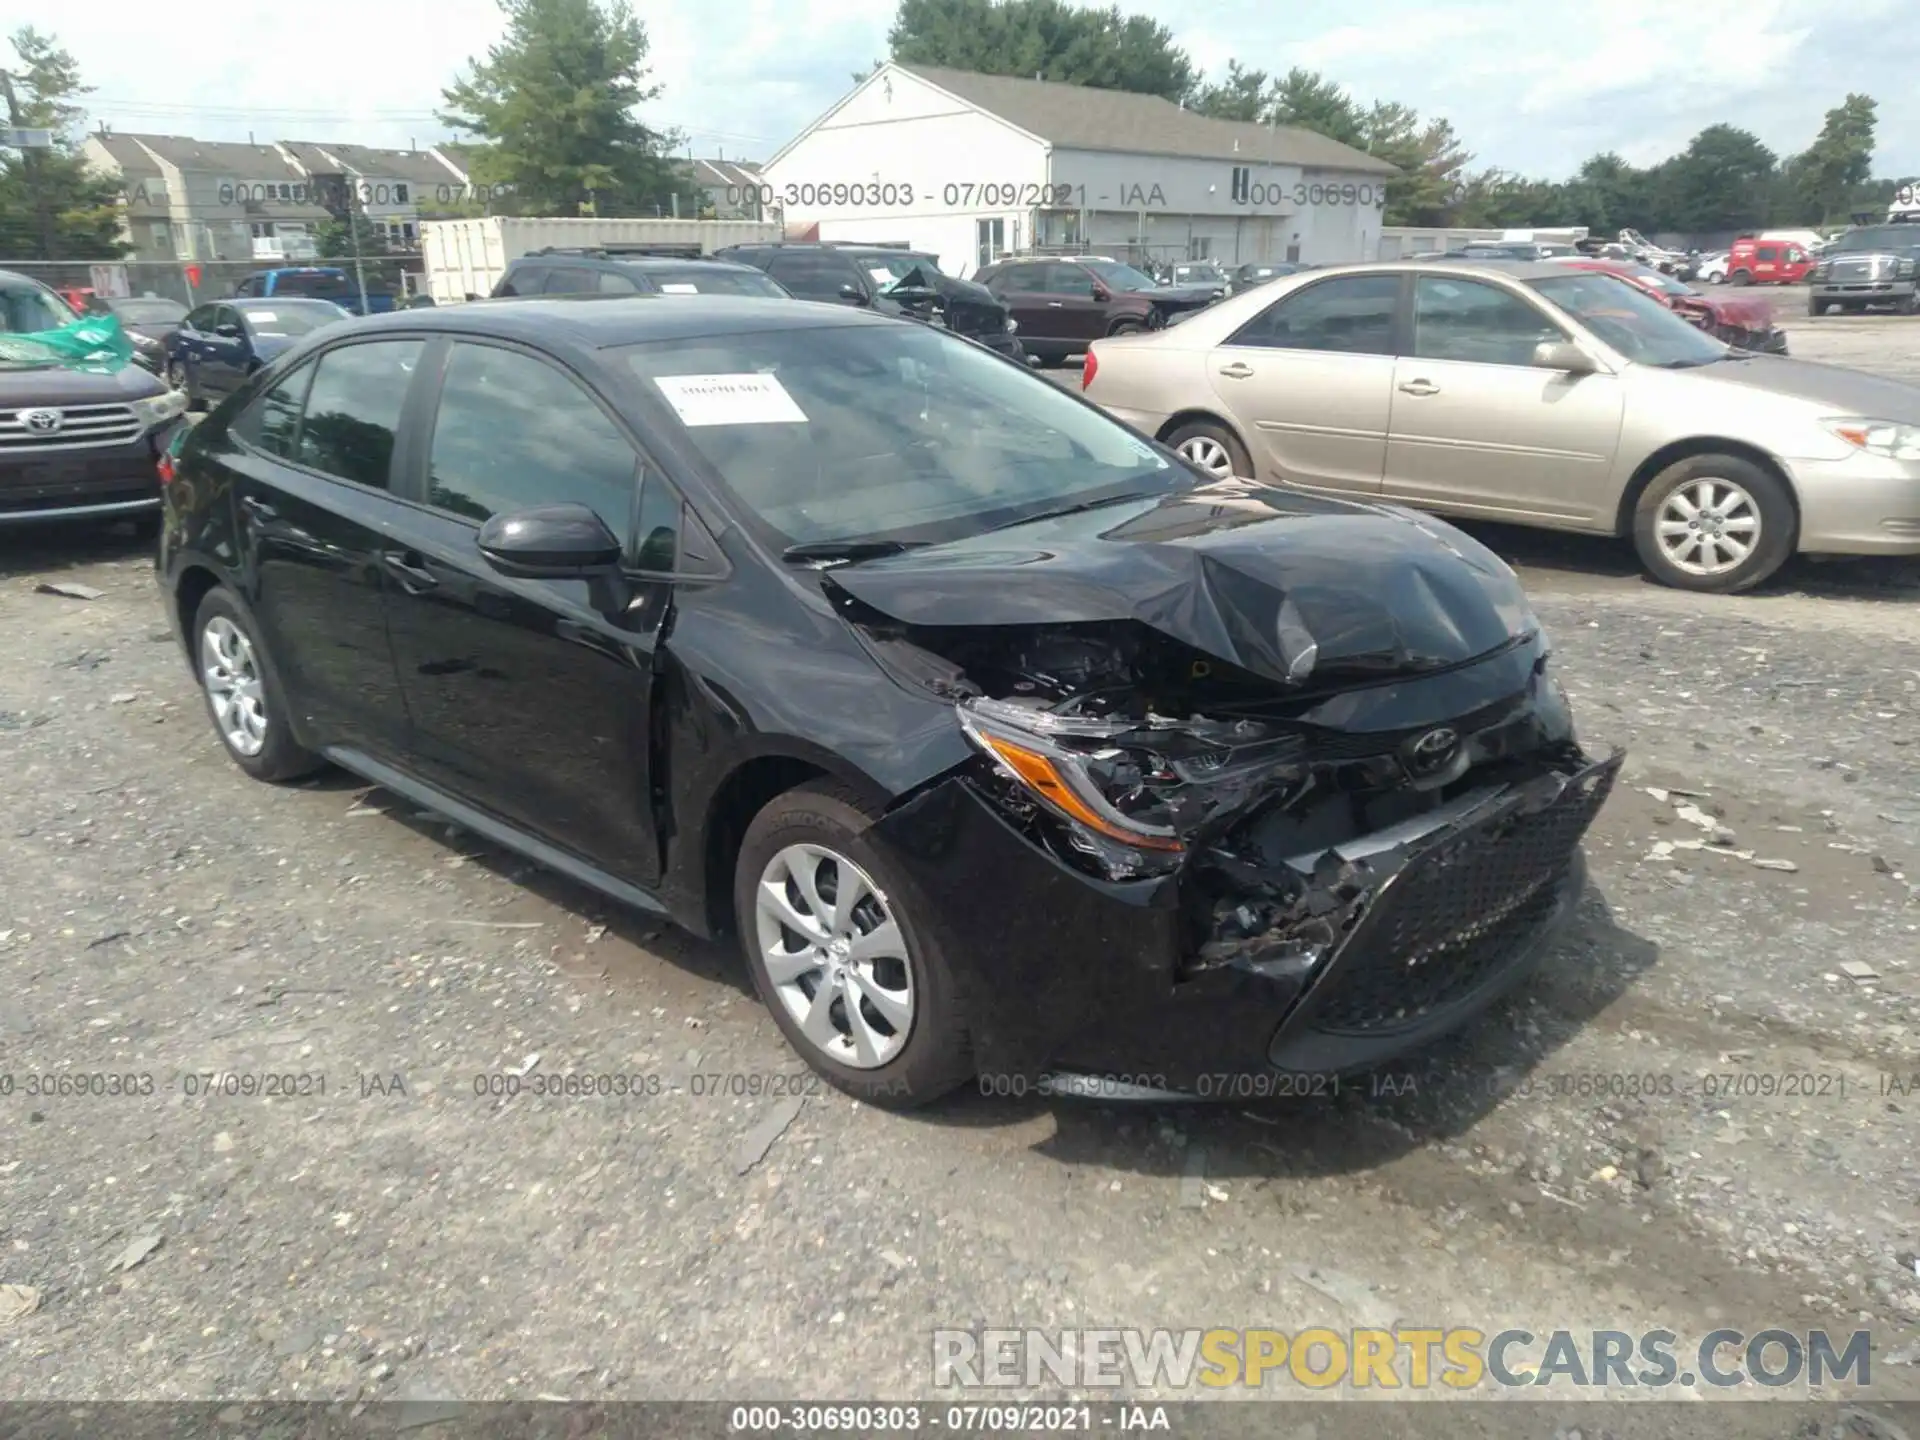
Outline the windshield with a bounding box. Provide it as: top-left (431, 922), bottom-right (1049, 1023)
top-left (651, 266), bottom-right (788, 297)
top-left (1629, 265), bottom-right (1692, 297)
top-left (109, 298), bottom-right (189, 324)
top-left (1833, 226), bottom-right (1920, 254)
top-left (241, 302), bottom-right (346, 338)
top-left (1173, 264), bottom-right (1224, 282)
top-left (1, 284), bottom-right (76, 334)
top-left (1529, 273), bottom-right (1729, 367)
top-left (1084, 260), bottom-right (1160, 292)
top-left (270, 272), bottom-right (358, 300)
top-left (621, 322), bottom-right (1178, 552)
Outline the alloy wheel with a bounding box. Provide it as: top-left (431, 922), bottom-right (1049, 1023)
top-left (200, 615), bottom-right (269, 757)
top-left (1654, 477), bottom-right (1761, 578)
top-left (165, 360), bottom-right (188, 392)
top-left (1177, 435), bottom-right (1236, 478)
top-left (753, 843), bottom-right (913, 1069)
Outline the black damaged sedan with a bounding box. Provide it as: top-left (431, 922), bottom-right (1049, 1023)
top-left (157, 294), bottom-right (1620, 1107)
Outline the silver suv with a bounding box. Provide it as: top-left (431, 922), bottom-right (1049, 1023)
top-left (1808, 222), bottom-right (1920, 315)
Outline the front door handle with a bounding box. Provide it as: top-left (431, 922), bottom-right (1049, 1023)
top-left (1047, 301), bottom-right (1065, 307)
top-left (1218, 362), bottom-right (1254, 379)
top-left (1398, 379), bottom-right (1440, 396)
top-left (240, 495), bottom-right (278, 523)
top-left (381, 550), bottom-right (440, 593)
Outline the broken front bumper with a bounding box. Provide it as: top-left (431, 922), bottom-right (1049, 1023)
top-left (870, 747), bottom-right (1621, 1094)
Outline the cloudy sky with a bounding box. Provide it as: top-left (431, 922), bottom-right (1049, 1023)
top-left (52, 0), bottom-right (1920, 181)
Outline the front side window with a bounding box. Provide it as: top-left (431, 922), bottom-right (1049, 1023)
top-left (1410, 277), bottom-right (1564, 366)
top-left (293, 340), bottom-right (424, 489)
top-left (621, 322), bottom-right (1176, 553)
top-left (1528, 272), bottom-right (1728, 367)
top-left (184, 305), bottom-right (219, 332)
top-left (645, 266), bottom-right (786, 297)
top-left (426, 343), bottom-right (637, 527)
top-left (1082, 260), bottom-right (1157, 293)
top-left (1228, 274), bottom-right (1400, 355)
top-left (1044, 263), bottom-right (1097, 297)
top-left (765, 252), bottom-right (861, 301)
top-left (242, 301), bottom-right (347, 339)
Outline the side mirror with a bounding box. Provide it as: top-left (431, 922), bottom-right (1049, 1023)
top-left (1089, 284), bottom-right (1111, 301)
top-left (835, 282), bottom-right (867, 305)
top-left (214, 323), bottom-right (243, 339)
top-left (1532, 340), bottom-right (1597, 375)
top-left (477, 503), bottom-right (621, 578)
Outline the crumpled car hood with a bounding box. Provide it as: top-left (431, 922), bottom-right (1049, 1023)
top-left (824, 480), bottom-right (1536, 686)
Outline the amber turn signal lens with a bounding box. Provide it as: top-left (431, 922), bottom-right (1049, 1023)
top-left (975, 731), bottom-right (1184, 852)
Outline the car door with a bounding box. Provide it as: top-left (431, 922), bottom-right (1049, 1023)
top-left (222, 339), bottom-right (424, 758)
top-left (1382, 274), bottom-right (1624, 523)
top-left (1751, 244), bottom-right (1779, 281)
top-left (199, 305), bottom-right (253, 399)
top-left (980, 263), bottom-right (1057, 341)
top-left (1040, 263), bottom-right (1109, 344)
top-left (175, 304), bottom-right (222, 382)
top-left (374, 338), bottom-right (670, 881)
top-left (1204, 272), bottom-right (1403, 492)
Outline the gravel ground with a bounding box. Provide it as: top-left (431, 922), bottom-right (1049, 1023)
top-left (4, 321), bottom-right (1920, 1426)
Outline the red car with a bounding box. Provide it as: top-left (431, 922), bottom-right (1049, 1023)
top-left (1552, 256), bottom-right (1787, 354)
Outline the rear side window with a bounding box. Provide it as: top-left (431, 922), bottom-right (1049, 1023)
top-left (1228, 274), bottom-right (1401, 355)
top-left (1756, 245), bottom-right (1778, 261)
top-left (494, 266), bottom-right (540, 297)
top-left (597, 270), bottom-right (641, 293)
top-left (425, 342), bottom-right (637, 528)
top-left (233, 363), bottom-right (315, 459)
top-left (277, 272), bottom-right (354, 301)
top-left (292, 340), bottom-right (425, 489)
top-left (541, 267), bottom-right (599, 294)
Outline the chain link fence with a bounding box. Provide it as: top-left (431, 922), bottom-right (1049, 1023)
top-left (1, 255), bottom-right (426, 308)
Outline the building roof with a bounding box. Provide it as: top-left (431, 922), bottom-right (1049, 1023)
top-left (896, 65), bottom-right (1397, 175)
top-left (686, 158), bottom-right (762, 189)
top-left (86, 131), bottom-right (163, 173)
top-left (281, 141), bottom-right (467, 187)
top-left (116, 133), bottom-right (310, 182)
top-left (433, 142), bottom-right (482, 177)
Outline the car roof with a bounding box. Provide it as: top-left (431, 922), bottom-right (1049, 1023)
top-left (515, 254), bottom-right (769, 274)
top-left (337, 294), bottom-right (901, 348)
top-left (1367, 259), bottom-right (1572, 282)
top-left (231, 296), bottom-right (339, 307)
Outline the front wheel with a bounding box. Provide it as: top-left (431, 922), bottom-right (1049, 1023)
top-left (1808, 295), bottom-right (1828, 316)
top-left (734, 782), bottom-right (972, 1109)
top-left (1631, 455), bottom-right (1796, 594)
top-left (192, 588), bottom-right (325, 781)
top-left (1900, 292), bottom-right (1920, 316)
top-left (1164, 419), bottom-right (1253, 480)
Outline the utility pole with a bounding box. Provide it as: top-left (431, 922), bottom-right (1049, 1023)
top-left (346, 178), bottom-right (370, 314)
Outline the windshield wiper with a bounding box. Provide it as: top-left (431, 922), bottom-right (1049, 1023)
top-left (984, 490), bottom-right (1163, 532)
top-left (781, 538), bottom-right (930, 566)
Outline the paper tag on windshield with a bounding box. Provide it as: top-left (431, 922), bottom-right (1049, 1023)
top-left (659, 283), bottom-right (699, 294)
top-left (250, 311), bottom-right (276, 322)
top-left (652, 373), bottom-right (807, 427)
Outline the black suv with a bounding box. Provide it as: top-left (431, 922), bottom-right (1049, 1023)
top-left (713, 242), bottom-right (1024, 361)
top-left (493, 248), bottom-right (793, 300)
top-left (1, 268), bottom-right (188, 528)
top-left (1808, 220), bottom-right (1920, 315)
top-left (156, 294), bottom-right (1617, 1108)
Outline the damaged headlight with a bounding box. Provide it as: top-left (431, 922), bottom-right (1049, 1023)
top-left (956, 696), bottom-right (1306, 877)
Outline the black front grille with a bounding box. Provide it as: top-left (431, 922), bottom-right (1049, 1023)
top-left (1304, 757), bottom-right (1617, 1036)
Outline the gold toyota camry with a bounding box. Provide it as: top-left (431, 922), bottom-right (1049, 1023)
top-left (1078, 259), bottom-right (1920, 592)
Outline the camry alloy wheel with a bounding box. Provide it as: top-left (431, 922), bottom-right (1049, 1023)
top-left (1177, 435), bottom-right (1237, 478)
top-left (200, 615), bottom-right (269, 757)
top-left (754, 843), bottom-right (913, 1069)
top-left (1654, 477), bottom-right (1761, 577)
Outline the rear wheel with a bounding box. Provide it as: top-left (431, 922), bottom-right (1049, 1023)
top-left (1165, 420), bottom-right (1253, 480)
top-left (1108, 319), bottom-right (1144, 337)
top-left (1728, 269), bottom-right (1752, 286)
top-left (1808, 294), bottom-right (1828, 316)
top-left (1631, 454), bottom-right (1795, 594)
top-left (191, 588), bottom-right (325, 781)
top-left (734, 782), bottom-right (972, 1109)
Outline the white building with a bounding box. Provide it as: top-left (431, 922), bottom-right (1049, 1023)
top-left (762, 64), bottom-right (1397, 278)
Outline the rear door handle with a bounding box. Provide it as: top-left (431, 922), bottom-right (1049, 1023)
top-left (1218, 362), bottom-right (1254, 379)
top-left (1398, 379), bottom-right (1440, 396)
top-left (381, 550), bottom-right (440, 592)
top-left (1047, 301), bottom-right (1065, 307)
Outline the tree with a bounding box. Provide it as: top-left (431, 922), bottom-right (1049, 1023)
top-left (0, 28), bottom-right (128, 260)
top-left (1360, 102), bottom-right (1471, 225)
top-left (1781, 93), bottom-right (1877, 225)
top-left (887, 0), bottom-right (1196, 102)
top-left (1657, 124), bottom-right (1775, 231)
top-left (1186, 59), bottom-right (1270, 122)
top-left (314, 213), bottom-right (393, 260)
top-left (437, 0), bottom-right (700, 218)
top-left (1267, 68), bottom-right (1365, 149)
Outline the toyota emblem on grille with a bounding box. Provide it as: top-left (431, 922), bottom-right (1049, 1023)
top-left (20, 407), bottom-right (63, 434)
top-left (1407, 726), bottom-right (1459, 775)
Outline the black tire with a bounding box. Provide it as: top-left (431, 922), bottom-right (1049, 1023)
top-left (1807, 294), bottom-right (1827, 317)
top-left (1728, 269), bottom-right (1752, 286)
top-left (1164, 419), bottom-right (1254, 480)
top-left (1108, 319), bottom-right (1145, 336)
top-left (733, 781), bottom-right (972, 1109)
top-left (1032, 348), bottom-right (1066, 369)
top-left (1900, 292), bottom-right (1920, 317)
top-left (190, 587), bottom-right (325, 782)
top-left (1631, 454), bottom-right (1796, 594)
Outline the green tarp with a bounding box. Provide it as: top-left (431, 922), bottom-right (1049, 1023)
top-left (0, 311), bottom-right (135, 372)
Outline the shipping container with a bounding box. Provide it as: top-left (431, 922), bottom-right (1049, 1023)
top-left (419, 216), bottom-right (785, 302)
